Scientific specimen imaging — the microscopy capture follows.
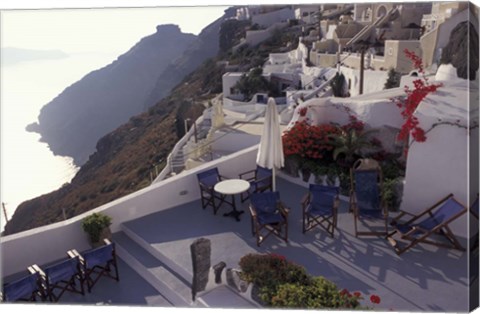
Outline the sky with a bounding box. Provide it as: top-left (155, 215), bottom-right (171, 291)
top-left (1, 5), bottom-right (229, 56)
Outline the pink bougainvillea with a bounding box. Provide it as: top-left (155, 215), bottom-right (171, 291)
top-left (396, 50), bottom-right (442, 147)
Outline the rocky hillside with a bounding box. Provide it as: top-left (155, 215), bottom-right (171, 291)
top-left (27, 25), bottom-right (196, 166)
top-left (4, 14), bottom-right (301, 235)
top-left (440, 21), bottom-right (479, 80)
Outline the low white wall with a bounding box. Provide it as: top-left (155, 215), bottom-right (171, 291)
top-left (211, 132), bottom-right (261, 153)
top-left (251, 7), bottom-right (294, 28)
top-left (245, 22), bottom-right (288, 47)
top-left (1, 145), bottom-right (260, 277)
top-left (401, 125), bottom-right (470, 237)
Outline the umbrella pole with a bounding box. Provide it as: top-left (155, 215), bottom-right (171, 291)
top-left (272, 167), bottom-right (276, 191)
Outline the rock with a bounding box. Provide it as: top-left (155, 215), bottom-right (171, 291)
top-left (190, 238), bottom-right (211, 301)
top-left (226, 268), bottom-right (248, 293)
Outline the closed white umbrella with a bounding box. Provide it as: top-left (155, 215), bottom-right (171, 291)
top-left (256, 97), bottom-right (284, 191)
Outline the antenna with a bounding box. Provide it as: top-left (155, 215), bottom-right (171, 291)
top-left (2, 202), bottom-right (9, 223)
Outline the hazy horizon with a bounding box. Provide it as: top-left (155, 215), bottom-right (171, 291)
top-left (0, 6), bottom-right (228, 230)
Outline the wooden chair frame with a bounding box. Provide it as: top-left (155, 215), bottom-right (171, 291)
top-left (239, 166), bottom-right (273, 202)
top-left (249, 193), bottom-right (289, 247)
top-left (349, 160), bottom-right (388, 237)
top-left (302, 185), bottom-right (339, 237)
top-left (387, 194), bottom-right (467, 255)
top-left (31, 256), bottom-right (85, 302)
top-left (197, 168), bottom-right (231, 214)
top-left (68, 239), bottom-right (119, 293)
top-left (1, 271), bottom-right (46, 302)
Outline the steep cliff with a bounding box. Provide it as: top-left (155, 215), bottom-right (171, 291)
top-left (27, 24), bottom-right (196, 166)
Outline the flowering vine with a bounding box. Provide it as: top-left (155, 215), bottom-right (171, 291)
top-left (395, 50), bottom-right (442, 146)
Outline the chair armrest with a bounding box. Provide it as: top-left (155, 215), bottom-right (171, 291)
top-left (199, 182), bottom-right (214, 191)
top-left (334, 196), bottom-right (340, 208)
top-left (249, 205), bottom-right (258, 218)
top-left (278, 202), bottom-right (290, 216)
top-left (219, 174), bottom-right (231, 181)
top-left (301, 193), bottom-right (310, 209)
top-left (238, 169), bottom-right (255, 181)
top-left (29, 264), bottom-right (46, 277)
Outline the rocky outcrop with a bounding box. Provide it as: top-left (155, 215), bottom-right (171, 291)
top-left (28, 24), bottom-right (196, 166)
top-left (144, 7), bottom-right (237, 107)
top-left (440, 21), bottom-right (479, 80)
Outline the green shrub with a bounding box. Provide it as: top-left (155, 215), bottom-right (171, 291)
top-left (272, 278), bottom-right (364, 309)
top-left (81, 213), bottom-right (112, 243)
top-left (239, 253), bottom-right (310, 303)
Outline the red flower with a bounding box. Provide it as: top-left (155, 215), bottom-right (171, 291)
top-left (353, 291), bottom-right (362, 297)
top-left (370, 295), bottom-right (381, 304)
top-left (340, 288), bottom-right (349, 296)
top-left (298, 107), bottom-right (308, 117)
top-left (394, 50), bottom-right (442, 144)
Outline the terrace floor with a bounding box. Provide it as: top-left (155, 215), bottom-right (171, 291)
top-left (10, 176), bottom-right (472, 311)
top-left (120, 175), bottom-right (471, 312)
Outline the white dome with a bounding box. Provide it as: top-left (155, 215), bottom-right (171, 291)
top-left (434, 64), bottom-right (462, 81)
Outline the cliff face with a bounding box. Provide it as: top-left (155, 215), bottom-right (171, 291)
top-left (28, 24), bottom-right (196, 166)
top-left (144, 6), bottom-right (237, 107)
top-left (4, 7), bottom-right (298, 235)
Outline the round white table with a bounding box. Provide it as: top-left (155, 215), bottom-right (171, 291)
top-left (214, 179), bottom-right (250, 221)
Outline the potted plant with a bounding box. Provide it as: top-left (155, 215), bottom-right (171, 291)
top-left (82, 212), bottom-right (112, 247)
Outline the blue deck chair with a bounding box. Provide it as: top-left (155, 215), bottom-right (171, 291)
top-left (1, 271), bottom-right (44, 302)
top-left (387, 194), bottom-right (467, 255)
top-left (350, 162), bottom-right (388, 237)
top-left (249, 191), bottom-right (289, 247)
top-left (302, 184), bottom-right (340, 237)
top-left (69, 239), bottom-right (119, 293)
top-left (32, 255), bottom-right (85, 302)
top-left (196, 167), bottom-right (228, 214)
top-left (239, 166), bottom-right (273, 202)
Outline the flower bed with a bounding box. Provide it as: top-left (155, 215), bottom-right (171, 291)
top-left (239, 253), bottom-right (381, 309)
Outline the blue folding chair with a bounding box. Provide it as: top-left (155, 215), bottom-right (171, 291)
top-left (1, 271), bottom-right (44, 302)
top-left (196, 167), bottom-right (228, 214)
top-left (249, 191), bottom-right (289, 247)
top-left (33, 256), bottom-right (84, 302)
top-left (239, 166), bottom-right (273, 202)
top-left (69, 239), bottom-right (119, 293)
top-left (350, 162), bottom-right (388, 237)
top-left (302, 184), bottom-right (340, 237)
top-left (387, 194), bottom-right (467, 255)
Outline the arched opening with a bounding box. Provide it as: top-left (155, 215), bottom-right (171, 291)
top-left (376, 6), bottom-right (387, 18)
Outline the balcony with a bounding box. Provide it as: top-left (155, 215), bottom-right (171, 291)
top-left (1, 146), bottom-right (473, 311)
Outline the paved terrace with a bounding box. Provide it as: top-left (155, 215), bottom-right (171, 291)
top-left (120, 176), bottom-right (469, 312)
top-left (9, 176), bottom-right (470, 310)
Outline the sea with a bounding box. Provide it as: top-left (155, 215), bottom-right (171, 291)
top-left (1, 52), bottom-right (118, 232)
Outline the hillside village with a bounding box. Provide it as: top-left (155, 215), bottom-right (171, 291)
top-left (1, 2), bottom-right (479, 311)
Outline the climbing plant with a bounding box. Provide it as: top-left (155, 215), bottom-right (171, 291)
top-left (394, 50), bottom-right (442, 151)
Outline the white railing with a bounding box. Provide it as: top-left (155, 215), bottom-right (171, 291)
top-left (154, 115), bottom-right (205, 182)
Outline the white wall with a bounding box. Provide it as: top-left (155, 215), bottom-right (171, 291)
top-left (401, 125), bottom-right (469, 237)
top-left (339, 66), bottom-right (389, 97)
top-left (245, 22), bottom-right (289, 47)
top-left (211, 132), bottom-right (261, 153)
top-left (1, 145), bottom-right (260, 277)
top-left (222, 72), bottom-right (244, 100)
top-left (251, 7), bottom-right (294, 28)
top-left (400, 72), bottom-right (475, 238)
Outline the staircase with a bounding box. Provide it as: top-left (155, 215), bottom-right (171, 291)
top-left (112, 224), bottom-right (198, 307)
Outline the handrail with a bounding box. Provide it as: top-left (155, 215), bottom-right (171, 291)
top-left (154, 115), bottom-right (205, 182)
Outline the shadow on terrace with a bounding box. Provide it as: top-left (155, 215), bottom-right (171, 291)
top-left (119, 175), bottom-right (468, 312)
